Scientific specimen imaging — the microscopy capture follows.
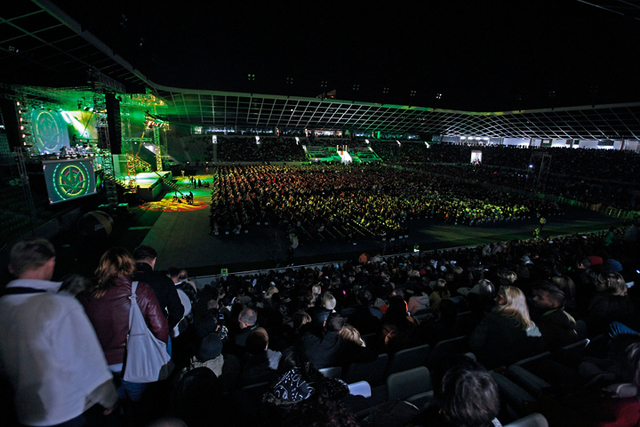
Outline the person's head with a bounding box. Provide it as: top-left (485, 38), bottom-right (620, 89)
top-left (325, 312), bottom-right (344, 333)
top-left (550, 275), bottom-right (576, 300)
top-left (600, 272), bottom-right (628, 296)
top-left (167, 267), bottom-right (181, 284)
top-left (577, 257), bottom-right (591, 270)
top-left (439, 358), bottom-right (500, 427)
top-left (293, 310), bottom-right (312, 330)
top-left (531, 281), bottom-right (565, 311)
top-left (8, 238), bottom-right (56, 279)
top-left (246, 327), bottom-right (269, 355)
top-left (132, 244), bottom-right (158, 268)
top-left (494, 285), bottom-right (535, 330)
top-left (312, 284), bottom-right (322, 295)
top-left (196, 332), bottom-right (223, 362)
top-left (238, 307), bottom-right (257, 329)
top-left (339, 324), bottom-right (365, 347)
top-left (322, 292), bottom-right (337, 311)
top-left (58, 274), bottom-right (90, 296)
top-left (498, 270), bottom-right (518, 284)
top-left (277, 346), bottom-right (309, 374)
top-left (94, 247), bottom-right (136, 296)
top-left (475, 279), bottom-right (497, 301)
top-left (146, 418), bottom-right (188, 427)
top-left (435, 278), bottom-right (451, 298)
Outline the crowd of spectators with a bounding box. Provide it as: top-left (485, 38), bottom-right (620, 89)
top-left (208, 138), bottom-right (640, 211)
top-left (3, 217), bottom-right (639, 426)
top-left (209, 164), bottom-right (559, 239)
top-left (216, 137), bottom-right (306, 163)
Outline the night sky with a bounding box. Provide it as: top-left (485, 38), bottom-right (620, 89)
top-left (51, 0), bottom-right (640, 111)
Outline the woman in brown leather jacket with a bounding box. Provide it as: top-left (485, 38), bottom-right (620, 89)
top-left (78, 247), bottom-right (169, 401)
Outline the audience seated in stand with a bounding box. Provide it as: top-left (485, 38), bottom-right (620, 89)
top-left (3, 173), bottom-right (640, 426)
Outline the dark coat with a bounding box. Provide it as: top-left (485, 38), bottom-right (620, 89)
top-left (469, 312), bottom-right (544, 369)
top-left (586, 293), bottom-right (635, 337)
top-left (78, 276), bottom-right (169, 365)
top-left (301, 330), bottom-right (375, 369)
top-left (133, 262), bottom-right (184, 328)
top-left (532, 307), bottom-right (578, 350)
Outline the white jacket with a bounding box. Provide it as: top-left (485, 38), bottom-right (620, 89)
top-left (0, 279), bottom-right (115, 426)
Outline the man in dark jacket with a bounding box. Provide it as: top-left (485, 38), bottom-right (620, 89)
top-left (132, 245), bottom-right (184, 329)
top-left (301, 313), bottom-right (375, 369)
top-left (531, 281), bottom-right (578, 349)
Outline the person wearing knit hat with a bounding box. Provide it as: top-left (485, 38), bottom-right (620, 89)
top-left (603, 259), bottom-right (623, 273)
top-left (177, 333), bottom-right (224, 382)
top-left (588, 255), bottom-right (603, 267)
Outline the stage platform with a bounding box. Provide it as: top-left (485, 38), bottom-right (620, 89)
top-left (116, 171), bottom-right (173, 201)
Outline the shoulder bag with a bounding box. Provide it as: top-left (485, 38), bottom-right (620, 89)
top-left (123, 281), bottom-right (173, 383)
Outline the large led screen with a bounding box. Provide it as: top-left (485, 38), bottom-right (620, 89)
top-left (31, 109), bottom-right (70, 154)
top-left (43, 159), bottom-right (97, 204)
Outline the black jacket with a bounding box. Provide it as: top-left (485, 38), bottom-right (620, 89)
top-left (133, 262), bottom-right (184, 328)
top-left (301, 330), bottom-right (376, 369)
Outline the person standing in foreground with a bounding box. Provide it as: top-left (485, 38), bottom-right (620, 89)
top-left (0, 239), bottom-right (117, 427)
top-left (132, 245), bottom-right (184, 331)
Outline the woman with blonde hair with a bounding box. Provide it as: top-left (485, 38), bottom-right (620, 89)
top-left (79, 247), bottom-right (168, 401)
top-left (469, 285), bottom-right (543, 369)
top-left (339, 324), bottom-right (366, 347)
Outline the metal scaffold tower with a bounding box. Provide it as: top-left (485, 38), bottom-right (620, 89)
top-left (94, 91), bottom-right (119, 208)
top-left (153, 127), bottom-right (162, 171)
top-left (14, 147), bottom-right (37, 236)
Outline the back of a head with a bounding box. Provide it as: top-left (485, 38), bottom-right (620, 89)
top-left (132, 244), bottom-right (158, 262)
top-left (339, 324), bottom-right (364, 346)
top-left (325, 312), bottom-right (344, 333)
top-left (550, 275), bottom-right (576, 300)
top-left (246, 327), bottom-right (269, 355)
top-left (440, 358), bottom-right (500, 427)
top-left (532, 280), bottom-right (566, 307)
top-left (602, 272), bottom-right (627, 296)
top-left (293, 310), bottom-right (312, 330)
top-left (322, 292), bottom-right (336, 311)
top-left (94, 247), bottom-right (136, 289)
top-left (476, 279), bottom-right (497, 301)
top-left (9, 238), bottom-right (55, 277)
top-left (494, 285), bottom-right (534, 330)
top-left (278, 346), bottom-right (309, 374)
top-left (239, 307), bottom-right (257, 326)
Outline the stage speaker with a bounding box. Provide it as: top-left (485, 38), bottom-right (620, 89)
top-left (105, 93), bottom-right (122, 154)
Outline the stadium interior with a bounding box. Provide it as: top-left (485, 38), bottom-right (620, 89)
top-left (2, 1), bottom-right (640, 427)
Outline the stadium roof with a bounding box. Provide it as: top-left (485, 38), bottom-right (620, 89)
top-left (2, 0), bottom-right (640, 141)
top-left (154, 85), bottom-right (640, 140)
top-left (0, 0), bottom-right (149, 93)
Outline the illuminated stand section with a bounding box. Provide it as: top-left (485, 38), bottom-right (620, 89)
top-left (43, 158), bottom-right (97, 204)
